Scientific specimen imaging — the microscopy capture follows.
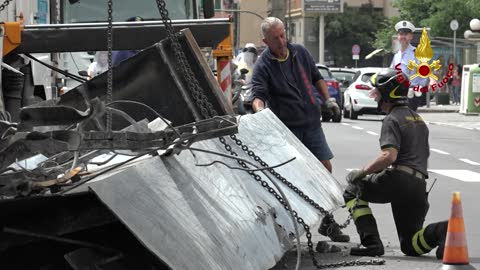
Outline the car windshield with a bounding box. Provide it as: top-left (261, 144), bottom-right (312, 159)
top-left (331, 71), bottom-right (355, 83)
top-left (361, 73), bottom-right (376, 83)
top-left (63, 0), bottom-right (195, 23)
top-left (317, 67), bottom-right (333, 79)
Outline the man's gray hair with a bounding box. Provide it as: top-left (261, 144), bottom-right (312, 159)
top-left (261, 17), bottom-right (284, 38)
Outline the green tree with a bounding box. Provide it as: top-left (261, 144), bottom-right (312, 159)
top-left (393, 0), bottom-right (480, 37)
top-left (325, 2), bottom-right (385, 67)
top-left (372, 16), bottom-right (398, 54)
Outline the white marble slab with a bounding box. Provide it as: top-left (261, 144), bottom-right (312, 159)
top-left (86, 109), bottom-right (344, 270)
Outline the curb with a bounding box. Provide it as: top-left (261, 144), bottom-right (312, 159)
top-left (425, 121), bottom-right (480, 132)
top-left (417, 109), bottom-right (459, 113)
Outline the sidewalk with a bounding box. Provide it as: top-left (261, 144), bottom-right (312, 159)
top-left (417, 102), bottom-right (480, 131)
top-left (417, 102), bottom-right (460, 113)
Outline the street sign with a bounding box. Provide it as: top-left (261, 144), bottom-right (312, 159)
top-left (304, 0), bottom-right (343, 13)
top-left (352, 44), bottom-right (360, 55)
top-left (450, 19), bottom-right (459, 31)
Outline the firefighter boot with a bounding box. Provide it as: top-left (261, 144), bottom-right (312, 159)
top-left (413, 221), bottom-right (448, 259)
top-left (318, 215), bottom-right (350, 242)
top-left (350, 215), bottom-right (384, 256)
top-left (425, 221), bottom-right (448, 260)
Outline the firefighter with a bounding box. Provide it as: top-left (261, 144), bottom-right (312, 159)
top-left (342, 68), bottom-right (448, 258)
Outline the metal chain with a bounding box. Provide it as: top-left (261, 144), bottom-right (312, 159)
top-left (218, 137), bottom-right (384, 269)
top-left (106, 0), bottom-right (114, 133)
top-left (228, 134), bottom-right (356, 229)
top-left (153, 0), bottom-right (381, 268)
top-left (154, 0), bottom-right (216, 120)
top-left (0, 0), bottom-right (13, 12)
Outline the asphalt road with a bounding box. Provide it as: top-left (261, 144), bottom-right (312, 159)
top-left (272, 113), bottom-right (480, 270)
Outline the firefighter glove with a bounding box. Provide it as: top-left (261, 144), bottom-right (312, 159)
top-left (346, 169), bottom-right (367, 185)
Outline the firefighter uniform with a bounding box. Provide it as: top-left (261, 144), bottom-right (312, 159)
top-left (344, 68), bottom-right (448, 258)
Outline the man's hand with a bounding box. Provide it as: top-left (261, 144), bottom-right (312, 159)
top-left (252, 98), bottom-right (265, 113)
top-left (326, 97), bottom-right (339, 110)
top-left (346, 169), bottom-right (367, 185)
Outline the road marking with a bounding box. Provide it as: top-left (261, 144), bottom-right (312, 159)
top-left (430, 148), bottom-right (450, 155)
top-left (367, 131), bottom-right (378, 136)
top-left (352, 126), bottom-right (363, 130)
top-left (429, 170), bottom-right (480, 182)
top-left (459, 158), bottom-right (480, 166)
top-left (341, 123), bottom-right (350, 126)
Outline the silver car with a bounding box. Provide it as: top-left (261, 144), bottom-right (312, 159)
top-left (329, 67), bottom-right (357, 93)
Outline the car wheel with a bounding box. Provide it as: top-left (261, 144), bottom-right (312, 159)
top-left (349, 99), bottom-right (358, 120)
top-left (343, 107), bottom-right (349, 119)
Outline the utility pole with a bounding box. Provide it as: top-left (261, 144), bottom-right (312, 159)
top-left (319, 14), bottom-right (325, 64)
top-left (287, 0), bottom-right (291, 40)
top-left (304, 0), bottom-right (343, 64)
top-left (450, 19), bottom-right (458, 63)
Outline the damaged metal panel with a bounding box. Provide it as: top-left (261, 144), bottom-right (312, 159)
top-left (81, 110), bottom-right (343, 270)
top-left (30, 28), bottom-right (231, 129)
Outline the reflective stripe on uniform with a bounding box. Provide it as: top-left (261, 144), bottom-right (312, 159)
top-left (346, 198), bottom-right (369, 210)
top-left (412, 228), bottom-right (433, 255)
top-left (352, 207), bottom-right (372, 221)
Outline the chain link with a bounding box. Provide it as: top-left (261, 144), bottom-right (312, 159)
top-left (154, 0), bottom-right (217, 120)
top-left (0, 0), bottom-right (12, 13)
top-left (218, 136), bottom-right (384, 269)
top-left (106, 0), bottom-right (114, 133)
top-left (229, 134), bottom-right (357, 229)
top-left (153, 0), bottom-right (381, 268)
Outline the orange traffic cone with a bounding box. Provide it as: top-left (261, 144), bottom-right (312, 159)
top-left (439, 192), bottom-right (477, 270)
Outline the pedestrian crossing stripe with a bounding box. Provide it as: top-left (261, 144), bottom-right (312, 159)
top-left (428, 170), bottom-right (480, 183)
top-left (458, 158), bottom-right (480, 166)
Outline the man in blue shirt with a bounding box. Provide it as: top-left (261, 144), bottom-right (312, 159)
top-left (252, 17), bottom-right (337, 172)
top-left (251, 17), bottom-right (349, 243)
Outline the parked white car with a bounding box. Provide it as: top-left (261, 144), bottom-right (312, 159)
top-left (343, 67), bottom-right (383, 120)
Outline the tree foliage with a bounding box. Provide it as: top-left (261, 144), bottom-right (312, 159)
top-left (325, 2), bottom-right (385, 67)
top-left (393, 0), bottom-right (480, 37)
top-left (372, 17), bottom-right (398, 54)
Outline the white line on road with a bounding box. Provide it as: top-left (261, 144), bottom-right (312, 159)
top-left (367, 131), bottom-right (379, 136)
top-left (430, 148), bottom-right (450, 155)
top-left (352, 126), bottom-right (364, 130)
top-left (429, 170), bottom-right (480, 182)
top-left (341, 123), bottom-right (350, 126)
top-left (459, 158), bottom-right (480, 166)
